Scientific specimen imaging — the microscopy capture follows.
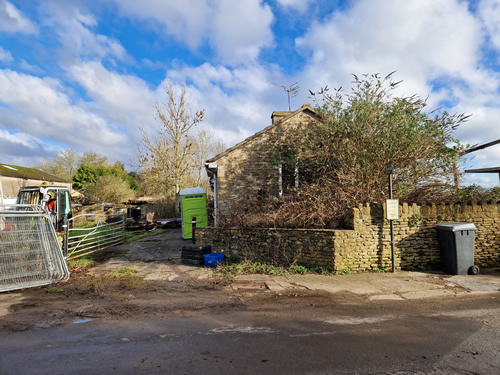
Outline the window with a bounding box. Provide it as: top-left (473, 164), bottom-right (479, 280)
top-left (279, 162), bottom-right (299, 197)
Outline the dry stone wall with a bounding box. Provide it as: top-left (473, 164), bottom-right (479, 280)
top-left (196, 201), bottom-right (500, 272)
top-left (196, 227), bottom-right (336, 269)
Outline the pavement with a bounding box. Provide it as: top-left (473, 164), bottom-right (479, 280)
top-left (3, 267), bottom-right (498, 319)
top-left (87, 229), bottom-right (500, 301)
top-left (87, 255), bottom-right (500, 301)
top-left (230, 269), bottom-right (500, 301)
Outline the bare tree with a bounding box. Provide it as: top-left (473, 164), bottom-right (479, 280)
top-left (138, 82), bottom-right (205, 211)
top-left (191, 127), bottom-right (226, 185)
top-left (79, 151), bottom-right (109, 167)
top-left (37, 148), bottom-right (80, 182)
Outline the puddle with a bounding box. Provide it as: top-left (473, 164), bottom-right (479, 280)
top-left (323, 315), bottom-right (394, 325)
top-left (208, 326), bottom-right (275, 334)
top-left (231, 282), bottom-right (267, 291)
top-left (73, 318), bottom-right (95, 324)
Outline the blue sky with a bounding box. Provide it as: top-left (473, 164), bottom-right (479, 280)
top-left (0, 0), bottom-right (499, 188)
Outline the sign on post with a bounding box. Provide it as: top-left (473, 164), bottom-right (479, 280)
top-left (386, 199), bottom-right (399, 220)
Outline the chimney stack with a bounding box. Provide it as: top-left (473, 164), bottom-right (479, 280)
top-left (271, 111), bottom-right (290, 124)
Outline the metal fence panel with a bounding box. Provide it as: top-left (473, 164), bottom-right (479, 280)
top-left (65, 213), bottom-right (125, 260)
top-left (0, 205), bottom-right (70, 293)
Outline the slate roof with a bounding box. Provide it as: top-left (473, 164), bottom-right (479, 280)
top-left (0, 163), bottom-right (69, 183)
top-left (206, 103), bottom-right (319, 163)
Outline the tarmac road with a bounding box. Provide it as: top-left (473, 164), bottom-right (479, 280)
top-left (0, 293), bottom-right (499, 375)
top-left (0, 228), bottom-right (499, 374)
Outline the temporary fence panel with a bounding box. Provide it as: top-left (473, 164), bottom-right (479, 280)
top-left (0, 204), bottom-right (70, 293)
top-left (65, 213), bottom-right (125, 260)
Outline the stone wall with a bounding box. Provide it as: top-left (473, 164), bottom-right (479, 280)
top-left (196, 227), bottom-right (337, 269)
top-left (213, 106), bottom-right (319, 221)
top-left (196, 201), bottom-right (500, 272)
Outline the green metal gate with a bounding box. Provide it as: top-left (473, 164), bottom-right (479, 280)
top-left (64, 213), bottom-right (125, 260)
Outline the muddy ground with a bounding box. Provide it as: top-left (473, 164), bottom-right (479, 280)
top-left (0, 227), bottom-right (498, 333)
top-left (0, 227), bottom-right (429, 331)
top-left (0, 228), bottom-right (350, 331)
top-left (1, 228), bottom-right (231, 330)
top-left (2, 228), bottom-right (500, 374)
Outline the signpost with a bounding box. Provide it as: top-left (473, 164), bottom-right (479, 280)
top-left (386, 199), bottom-right (399, 220)
top-left (385, 164), bottom-right (398, 273)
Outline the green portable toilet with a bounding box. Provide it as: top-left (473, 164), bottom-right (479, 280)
top-left (180, 187), bottom-right (208, 239)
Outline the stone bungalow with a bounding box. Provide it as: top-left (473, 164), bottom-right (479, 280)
top-left (205, 103), bottom-right (320, 225)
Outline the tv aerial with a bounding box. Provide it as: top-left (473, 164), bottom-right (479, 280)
top-left (267, 81), bottom-right (300, 111)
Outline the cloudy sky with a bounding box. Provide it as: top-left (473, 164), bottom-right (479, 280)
top-left (0, 0), bottom-right (499, 187)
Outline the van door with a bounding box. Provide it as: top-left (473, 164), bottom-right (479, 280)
top-left (58, 189), bottom-right (72, 230)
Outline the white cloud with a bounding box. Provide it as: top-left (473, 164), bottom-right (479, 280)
top-left (18, 59), bottom-right (44, 74)
top-left (0, 0), bottom-right (37, 34)
top-left (478, 0), bottom-right (500, 50)
top-left (112, 0), bottom-right (274, 66)
top-left (209, 0), bottom-right (274, 65)
top-left (41, 1), bottom-right (129, 62)
top-left (297, 0), bottom-right (482, 95)
top-left (293, 0), bottom-right (499, 142)
top-left (0, 69), bottom-right (130, 162)
top-left (276, 0), bottom-right (312, 13)
top-left (287, 0), bottom-right (500, 188)
top-left (0, 46), bottom-right (13, 63)
top-left (166, 61), bottom-right (290, 147)
top-left (0, 129), bottom-right (42, 151)
top-left (111, 0), bottom-right (211, 49)
top-left (67, 61), bottom-right (155, 129)
top-left (0, 127), bottom-right (64, 168)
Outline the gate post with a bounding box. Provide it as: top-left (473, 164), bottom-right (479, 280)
top-left (63, 223), bottom-right (68, 257)
top-left (122, 213), bottom-right (126, 243)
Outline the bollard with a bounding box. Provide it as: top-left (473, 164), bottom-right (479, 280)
top-left (192, 216), bottom-right (196, 244)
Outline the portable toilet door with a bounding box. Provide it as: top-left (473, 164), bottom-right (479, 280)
top-left (180, 187), bottom-right (208, 239)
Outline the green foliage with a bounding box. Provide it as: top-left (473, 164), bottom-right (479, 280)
top-left (457, 185), bottom-right (500, 202)
top-left (112, 267), bottom-right (136, 278)
top-left (72, 164), bottom-right (103, 192)
top-left (268, 72), bottom-right (468, 228)
top-left (408, 214), bottom-right (422, 227)
top-left (217, 260), bottom-right (333, 276)
top-left (85, 174), bottom-right (137, 202)
top-left (124, 229), bottom-right (165, 243)
top-left (125, 218), bottom-right (136, 228)
top-left (67, 257), bottom-right (95, 269)
top-left (73, 162), bottom-right (138, 202)
top-left (46, 287), bottom-right (65, 294)
top-left (341, 268), bottom-right (351, 275)
top-left (373, 268), bottom-right (387, 273)
top-left (291, 265), bottom-right (307, 274)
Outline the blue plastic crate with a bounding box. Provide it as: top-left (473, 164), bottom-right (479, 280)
top-left (203, 253), bottom-right (224, 267)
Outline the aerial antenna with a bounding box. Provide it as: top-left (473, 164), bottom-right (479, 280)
top-left (267, 81), bottom-right (300, 111)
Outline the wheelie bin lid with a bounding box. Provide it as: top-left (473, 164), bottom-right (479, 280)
top-left (435, 222), bottom-right (476, 232)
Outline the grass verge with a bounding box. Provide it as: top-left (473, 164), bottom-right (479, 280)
top-left (216, 259), bottom-right (333, 276)
top-left (124, 228), bottom-right (166, 243)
